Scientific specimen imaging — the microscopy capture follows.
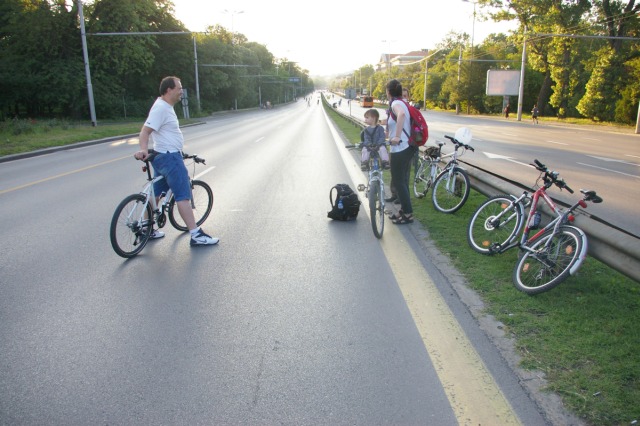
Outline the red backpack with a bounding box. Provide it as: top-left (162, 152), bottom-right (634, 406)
top-left (389, 99), bottom-right (429, 147)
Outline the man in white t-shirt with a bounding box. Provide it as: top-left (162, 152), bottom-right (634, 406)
top-left (134, 76), bottom-right (218, 246)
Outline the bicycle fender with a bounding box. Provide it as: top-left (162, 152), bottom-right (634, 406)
top-left (563, 225), bottom-right (589, 275)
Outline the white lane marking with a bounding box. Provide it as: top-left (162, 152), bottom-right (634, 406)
top-left (576, 162), bottom-right (639, 179)
top-left (586, 155), bottom-right (639, 166)
top-left (483, 152), bottom-right (533, 167)
top-left (195, 166), bottom-right (215, 180)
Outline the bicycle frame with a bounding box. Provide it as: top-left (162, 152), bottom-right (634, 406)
top-left (368, 152), bottom-right (384, 189)
top-left (138, 154), bottom-right (201, 221)
top-left (355, 145), bottom-right (386, 238)
top-left (492, 186), bottom-right (578, 255)
top-left (420, 145), bottom-right (451, 181)
top-left (140, 176), bottom-right (171, 222)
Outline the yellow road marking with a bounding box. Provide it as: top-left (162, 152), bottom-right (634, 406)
top-left (0, 155), bottom-right (130, 196)
top-left (324, 109), bottom-right (521, 425)
top-left (380, 233), bottom-right (521, 425)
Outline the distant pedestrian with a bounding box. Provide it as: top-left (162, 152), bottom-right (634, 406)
top-left (504, 103), bottom-right (510, 119)
top-left (531, 104), bottom-right (539, 124)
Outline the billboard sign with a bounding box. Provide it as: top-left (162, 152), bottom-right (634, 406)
top-left (486, 70), bottom-right (520, 96)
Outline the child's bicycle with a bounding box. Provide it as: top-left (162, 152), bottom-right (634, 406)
top-left (110, 150), bottom-right (213, 258)
top-left (467, 159), bottom-right (603, 294)
top-left (349, 144), bottom-right (387, 238)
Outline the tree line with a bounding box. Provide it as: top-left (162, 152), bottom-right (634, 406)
top-left (0, 0), bottom-right (313, 122)
top-left (330, 0), bottom-right (639, 124)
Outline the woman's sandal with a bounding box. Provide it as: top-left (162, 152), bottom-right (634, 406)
top-left (392, 213), bottom-right (414, 225)
top-left (389, 209), bottom-right (403, 220)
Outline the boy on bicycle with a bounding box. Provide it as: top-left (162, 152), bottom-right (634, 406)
top-left (360, 109), bottom-right (390, 171)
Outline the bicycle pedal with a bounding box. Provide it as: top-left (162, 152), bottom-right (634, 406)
top-left (357, 184), bottom-right (366, 192)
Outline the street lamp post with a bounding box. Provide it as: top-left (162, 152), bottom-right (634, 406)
top-left (422, 49), bottom-right (429, 109)
top-left (456, 44), bottom-right (462, 114)
top-left (381, 39), bottom-right (396, 75)
top-left (223, 9), bottom-right (244, 34)
top-left (517, 26), bottom-right (528, 121)
top-left (462, 0), bottom-right (477, 114)
top-left (77, 0), bottom-right (97, 126)
top-left (462, 0), bottom-right (477, 58)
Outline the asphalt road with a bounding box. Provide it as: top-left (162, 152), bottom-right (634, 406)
top-left (0, 98), bottom-right (573, 424)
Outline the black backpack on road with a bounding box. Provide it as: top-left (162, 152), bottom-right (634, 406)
top-left (327, 184), bottom-right (360, 221)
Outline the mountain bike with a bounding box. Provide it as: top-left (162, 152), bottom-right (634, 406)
top-left (430, 132), bottom-right (475, 214)
top-left (350, 144), bottom-right (387, 238)
top-left (467, 159), bottom-right (603, 294)
top-left (110, 150), bottom-right (213, 258)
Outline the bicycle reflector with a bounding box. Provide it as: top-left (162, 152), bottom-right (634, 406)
top-left (142, 166), bottom-right (148, 172)
top-left (579, 200), bottom-right (587, 208)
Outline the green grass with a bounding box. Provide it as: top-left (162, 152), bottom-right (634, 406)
top-left (325, 99), bottom-right (640, 426)
top-left (0, 118), bottom-right (196, 157)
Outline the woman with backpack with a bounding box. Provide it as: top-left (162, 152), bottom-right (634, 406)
top-left (385, 79), bottom-right (416, 224)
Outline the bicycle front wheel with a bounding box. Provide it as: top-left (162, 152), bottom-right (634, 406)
top-left (369, 180), bottom-right (384, 238)
top-left (110, 194), bottom-right (152, 258)
top-left (169, 180), bottom-right (213, 232)
top-left (432, 167), bottom-right (470, 213)
top-left (413, 158), bottom-right (438, 199)
top-left (467, 195), bottom-right (524, 254)
top-left (513, 226), bottom-right (585, 295)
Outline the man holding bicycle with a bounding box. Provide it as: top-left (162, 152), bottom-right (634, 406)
top-left (134, 76), bottom-right (219, 246)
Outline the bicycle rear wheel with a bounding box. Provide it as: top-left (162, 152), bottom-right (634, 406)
top-left (168, 180), bottom-right (213, 231)
top-left (513, 226), bottom-right (585, 295)
top-left (467, 195), bottom-right (524, 254)
top-left (369, 180), bottom-right (384, 238)
top-left (413, 158), bottom-right (438, 199)
top-left (432, 167), bottom-right (470, 213)
top-left (110, 194), bottom-right (152, 258)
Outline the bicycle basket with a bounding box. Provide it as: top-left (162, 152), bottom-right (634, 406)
top-left (425, 146), bottom-right (439, 159)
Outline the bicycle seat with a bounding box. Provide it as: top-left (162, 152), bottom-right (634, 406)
top-left (143, 149), bottom-right (158, 163)
top-left (581, 189), bottom-right (603, 203)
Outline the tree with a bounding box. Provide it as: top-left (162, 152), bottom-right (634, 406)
top-left (0, 0), bottom-right (84, 118)
top-left (577, 0), bottom-right (640, 122)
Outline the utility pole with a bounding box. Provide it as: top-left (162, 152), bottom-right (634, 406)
top-left (77, 1), bottom-right (97, 126)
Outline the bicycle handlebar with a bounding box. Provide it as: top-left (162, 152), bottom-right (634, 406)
top-left (444, 135), bottom-right (474, 152)
top-left (182, 152), bottom-right (206, 165)
top-left (531, 159), bottom-right (605, 204)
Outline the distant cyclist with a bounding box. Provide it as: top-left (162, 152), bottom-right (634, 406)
top-left (134, 76), bottom-right (219, 247)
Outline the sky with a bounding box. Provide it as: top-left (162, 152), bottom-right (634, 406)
top-left (170, 0), bottom-right (519, 77)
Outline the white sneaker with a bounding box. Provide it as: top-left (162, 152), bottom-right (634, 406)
top-left (190, 229), bottom-right (219, 246)
top-left (149, 229), bottom-right (165, 240)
